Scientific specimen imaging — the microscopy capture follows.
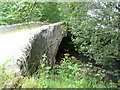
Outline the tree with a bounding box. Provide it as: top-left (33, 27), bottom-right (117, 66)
top-left (59, 2), bottom-right (120, 68)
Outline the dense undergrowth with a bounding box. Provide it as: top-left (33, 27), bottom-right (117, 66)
top-left (0, 54), bottom-right (118, 88)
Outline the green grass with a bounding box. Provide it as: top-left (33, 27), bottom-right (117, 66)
top-left (18, 73), bottom-right (116, 88)
top-left (18, 75), bottom-right (116, 88)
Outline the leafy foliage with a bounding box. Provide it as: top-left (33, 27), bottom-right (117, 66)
top-left (58, 2), bottom-right (120, 67)
top-left (0, 2), bottom-right (60, 25)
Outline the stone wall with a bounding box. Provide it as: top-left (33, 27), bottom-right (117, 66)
top-left (0, 22), bottom-right (49, 33)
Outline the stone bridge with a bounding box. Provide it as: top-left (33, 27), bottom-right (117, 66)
top-left (0, 22), bottom-right (65, 76)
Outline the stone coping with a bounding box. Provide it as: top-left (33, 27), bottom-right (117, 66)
top-left (0, 22), bottom-right (49, 33)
